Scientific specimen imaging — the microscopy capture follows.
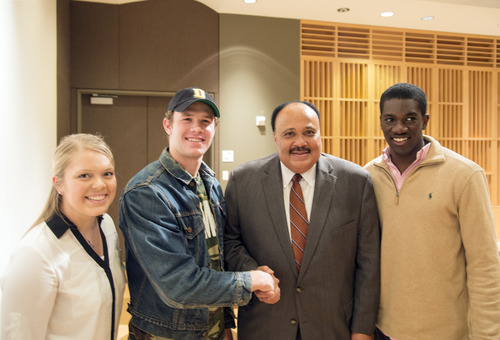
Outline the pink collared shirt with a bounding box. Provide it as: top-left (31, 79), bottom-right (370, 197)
top-left (382, 143), bottom-right (431, 192)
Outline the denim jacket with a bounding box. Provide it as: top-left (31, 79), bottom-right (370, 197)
top-left (119, 148), bottom-right (252, 339)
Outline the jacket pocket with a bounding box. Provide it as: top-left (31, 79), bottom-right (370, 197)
top-left (178, 213), bottom-right (205, 260)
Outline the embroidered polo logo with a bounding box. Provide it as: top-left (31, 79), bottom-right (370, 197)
top-left (428, 193), bottom-right (433, 200)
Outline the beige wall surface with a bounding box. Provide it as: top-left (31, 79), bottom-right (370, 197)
top-left (219, 14), bottom-right (300, 189)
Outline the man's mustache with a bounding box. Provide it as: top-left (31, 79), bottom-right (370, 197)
top-left (290, 146), bottom-right (311, 154)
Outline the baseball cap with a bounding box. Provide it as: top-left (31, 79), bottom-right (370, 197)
top-left (167, 87), bottom-right (220, 118)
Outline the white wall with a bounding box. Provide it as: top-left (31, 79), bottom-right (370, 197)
top-left (0, 0), bottom-right (57, 276)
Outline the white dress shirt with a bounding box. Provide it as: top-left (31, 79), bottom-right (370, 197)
top-left (1, 213), bottom-right (125, 340)
top-left (280, 162), bottom-right (316, 240)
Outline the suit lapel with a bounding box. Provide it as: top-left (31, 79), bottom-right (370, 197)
top-left (261, 156), bottom-right (298, 275)
top-left (299, 155), bottom-right (337, 276)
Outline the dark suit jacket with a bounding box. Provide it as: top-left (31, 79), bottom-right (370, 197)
top-left (224, 153), bottom-right (380, 340)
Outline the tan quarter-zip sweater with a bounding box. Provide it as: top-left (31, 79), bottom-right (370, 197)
top-left (365, 135), bottom-right (500, 340)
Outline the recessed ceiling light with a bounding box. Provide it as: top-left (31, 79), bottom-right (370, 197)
top-left (498, 24), bottom-right (500, 28)
top-left (381, 12), bottom-right (394, 17)
top-left (337, 7), bottom-right (350, 13)
top-left (243, 0), bottom-right (256, 3)
top-left (422, 16), bottom-right (435, 21)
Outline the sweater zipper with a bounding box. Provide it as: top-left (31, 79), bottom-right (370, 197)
top-left (380, 165), bottom-right (400, 205)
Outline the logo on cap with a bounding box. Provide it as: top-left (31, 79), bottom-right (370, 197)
top-left (192, 88), bottom-right (207, 99)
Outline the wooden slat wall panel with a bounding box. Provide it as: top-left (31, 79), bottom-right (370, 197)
top-left (301, 60), bottom-right (334, 98)
top-left (370, 64), bottom-right (402, 158)
top-left (406, 66), bottom-right (434, 136)
top-left (372, 30), bottom-right (404, 61)
top-left (437, 35), bottom-right (465, 66)
top-left (469, 70), bottom-right (492, 138)
top-left (340, 62), bottom-right (368, 99)
top-left (374, 64), bottom-right (401, 96)
top-left (435, 68), bottom-right (464, 155)
top-left (337, 26), bottom-right (370, 59)
top-left (300, 20), bottom-right (500, 206)
top-left (495, 73), bottom-right (500, 203)
top-left (311, 99), bottom-right (335, 139)
top-left (301, 21), bottom-right (500, 68)
top-left (497, 40), bottom-right (500, 67)
top-left (301, 23), bottom-right (336, 58)
top-left (468, 37), bottom-right (495, 67)
top-left (405, 32), bottom-right (435, 64)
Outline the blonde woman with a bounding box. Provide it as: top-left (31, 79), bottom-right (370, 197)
top-left (1, 133), bottom-right (125, 340)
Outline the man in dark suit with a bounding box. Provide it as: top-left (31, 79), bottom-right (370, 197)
top-left (224, 101), bottom-right (380, 340)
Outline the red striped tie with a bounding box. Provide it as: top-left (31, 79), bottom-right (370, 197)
top-left (290, 174), bottom-right (308, 271)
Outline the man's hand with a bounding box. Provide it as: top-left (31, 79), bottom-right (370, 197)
top-left (254, 265), bottom-right (281, 304)
top-left (224, 329), bottom-right (234, 340)
top-left (249, 269), bottom-right (274, 293)
top-left (351, 332), bottom-right (373, 340)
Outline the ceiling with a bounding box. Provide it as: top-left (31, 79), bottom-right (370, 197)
top-left (77, 0), bottom-right (500, 37)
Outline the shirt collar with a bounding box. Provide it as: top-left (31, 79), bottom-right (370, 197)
top-left (160, 148), bottom-right (214, 186)
top-left (280, 162), bottom-right (317, 189)
top-left (382, 141), bottom-right (431, 166)
top-left (46, 212), bottom-right (103, 239)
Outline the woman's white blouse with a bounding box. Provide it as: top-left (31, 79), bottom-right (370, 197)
top-left (1, 213), bottom-right (126, 340)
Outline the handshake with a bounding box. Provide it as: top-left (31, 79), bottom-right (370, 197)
top-left (249, 265), bottom-right (281, 304)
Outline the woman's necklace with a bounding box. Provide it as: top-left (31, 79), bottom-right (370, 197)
top-left (87, 238), bottom-right (95, 249)
top-left (84, 220), bottom-right (99, 250)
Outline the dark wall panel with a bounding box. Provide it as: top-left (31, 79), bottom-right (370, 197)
top-left (70, 0), bottom-right (218, 93)
top-left (70, 2), bottom-right (120, 89)
top-left (119, 0), bottom-right (219, 92)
